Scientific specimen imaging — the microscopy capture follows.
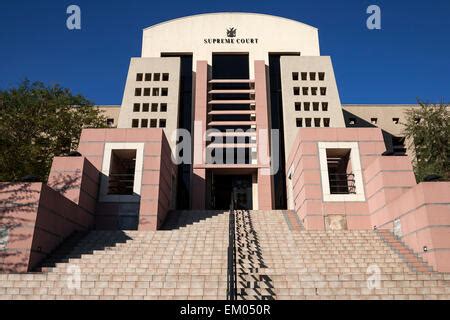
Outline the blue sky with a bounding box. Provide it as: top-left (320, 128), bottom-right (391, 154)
top-left (0, 0), bottom-right (449, 104)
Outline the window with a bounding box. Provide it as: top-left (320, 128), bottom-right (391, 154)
top-left (141, 119), bottom-right (148, 128)
top-left (134, 88), bottom-right (142, 96)
top-left (151, 103), bottom-right (158, 112)
top-left (392, 118), bottom-right (400, 124)
top-left (152, 88), bottom-right (160, 96)
top-left (349, 118), bottom-right (356, 125)
top-left (322, 102), bottom-right (328, 111)
top-left (311, 87), bottom-right (318, 96)
top-left (142, 103), bottom-right (149, 112)
top-left (324, 118), bottom-right (330, 127)
top-left (318, 72), bottom-right (325, 81)
top-left (304, 102), bottom-right (310, 111)
top-left (161, 88), bottom-right (168, 96)
top-left (301, 72), bottom-right (307, 81)
top-left (392, 136), bottom-right (406, 155)
top-left (309, 72), bottom-right (316, 81)
top-left (318, 142), bottom-right (365, 202)
top-left (136, 73), bottom-right (143, 81)
top-left (296, 118), bottom-right (303, 127)
top-left (293, 87), bottom-right (300, 95)
top-left (320, 87), bottom-right (327, 95)
top-left (292, 72), bottom-right (299, 81)
top-left (107, 149), bottom-right (137, 195)
top-left (313, 102), bottom-right (319, 111)
top-left (326, 148), bottom-right (355, 195)
top-left (305, 118), bottom-right (312, 127)
top-left (314, 118), bottom-right (321, 127)
top-left (150, 119), bottom-right (157, 128)
top-left (144, 88), bottom-right (151, 96)
top-left (371, 118), bottom-right (378, 125)
top-left (106, 118), bottom-right (115, 127)
top-left (133, 103), bottom-right (140, 112)
top-left (162, 73), bottom-right (169, 81)
top-left (160, 103), bottom-right (167, 112)
top-left (131, 119), bottom-right (139, 128)
top-left (302, 87), bottom-right (309, 95)
top-left (159, 119), bottom-right (166, 128)
top-left (145, 73), bottom-right (152, 81)
top-left (153, 73), bottom-right (161, 81)
top-left (295, 102), bottom-right (301, 111)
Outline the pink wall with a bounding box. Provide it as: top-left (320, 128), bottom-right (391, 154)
top-left (372, 182), bottom-right (450, 272)
top-left (78, 128), bottom-right (176, 231)
top-left (0, 182), bottom-right (93, 272)
top-left (286, 128), bottom-right (386, 230)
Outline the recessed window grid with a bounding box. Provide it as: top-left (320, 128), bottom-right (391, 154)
top-left (295, 102), bottom-right (301, 111)
top-left (134, 88), bottom-right (142, 96)
top-left (136, 73), bottom-right (143, 81)
top-left (145, 73), bottom-right (152, 81)
top-left (133, 103), bottom-right (140, 112)
top-left (141, 119), bottom-right (148, 128)
top-left (296, 118), bottom-right (303, 127)
top-left (131, 119), bottom-right (139, 128)
top-left (142, 103), bottom-right (149, 112)
top-left (144, 88), bottom-right (151, 96)
top-left (293, 87), bottom-right (300, 96)
top-left (292, 72), bottom-right (299, 81)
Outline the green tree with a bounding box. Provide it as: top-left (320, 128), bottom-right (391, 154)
top-left (0, 80), bottom-right (107, 181)
top-left (403, 101), bottom-right (450, 182)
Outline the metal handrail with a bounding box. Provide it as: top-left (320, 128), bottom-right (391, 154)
top-left (227, 194), bottom-right (237, 300)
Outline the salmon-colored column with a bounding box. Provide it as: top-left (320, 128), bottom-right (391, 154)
top-left (192, 61), bottom-right (208, 209)
top-left (255, 60), bottom-right (273, 210)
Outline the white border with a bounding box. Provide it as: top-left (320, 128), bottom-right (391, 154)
top-left (99, 142), bottom-right (144, 203)
top-left (318, 142), bottom-right (365, 202)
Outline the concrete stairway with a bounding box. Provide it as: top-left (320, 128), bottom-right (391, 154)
top-left (0, 210), bottom-right (229, 300)
top-left (0, 210), bottom-right (449, 300)
top-left (235, 210), bottom-right (450, 300)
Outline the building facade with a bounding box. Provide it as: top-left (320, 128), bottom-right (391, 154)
top-left (2, 13), bottom-right (450, 275)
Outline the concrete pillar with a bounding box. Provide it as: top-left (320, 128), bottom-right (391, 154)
top-left (191, 61), bottom-right (208, 209)
top-left (255, 60), bottom-right (273, 210)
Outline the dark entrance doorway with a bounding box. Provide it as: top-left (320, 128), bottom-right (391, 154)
top-left (211, 174), bottom-right (252, 210)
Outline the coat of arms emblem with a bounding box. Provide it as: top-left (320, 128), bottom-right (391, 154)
top-left (226, 27), bottom-right (236, 38)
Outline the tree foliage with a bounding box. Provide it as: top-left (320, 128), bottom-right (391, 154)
top-left (0, 80), bottom-right (106, 181)
top-left (403, 101), bottom-right (450, 181)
